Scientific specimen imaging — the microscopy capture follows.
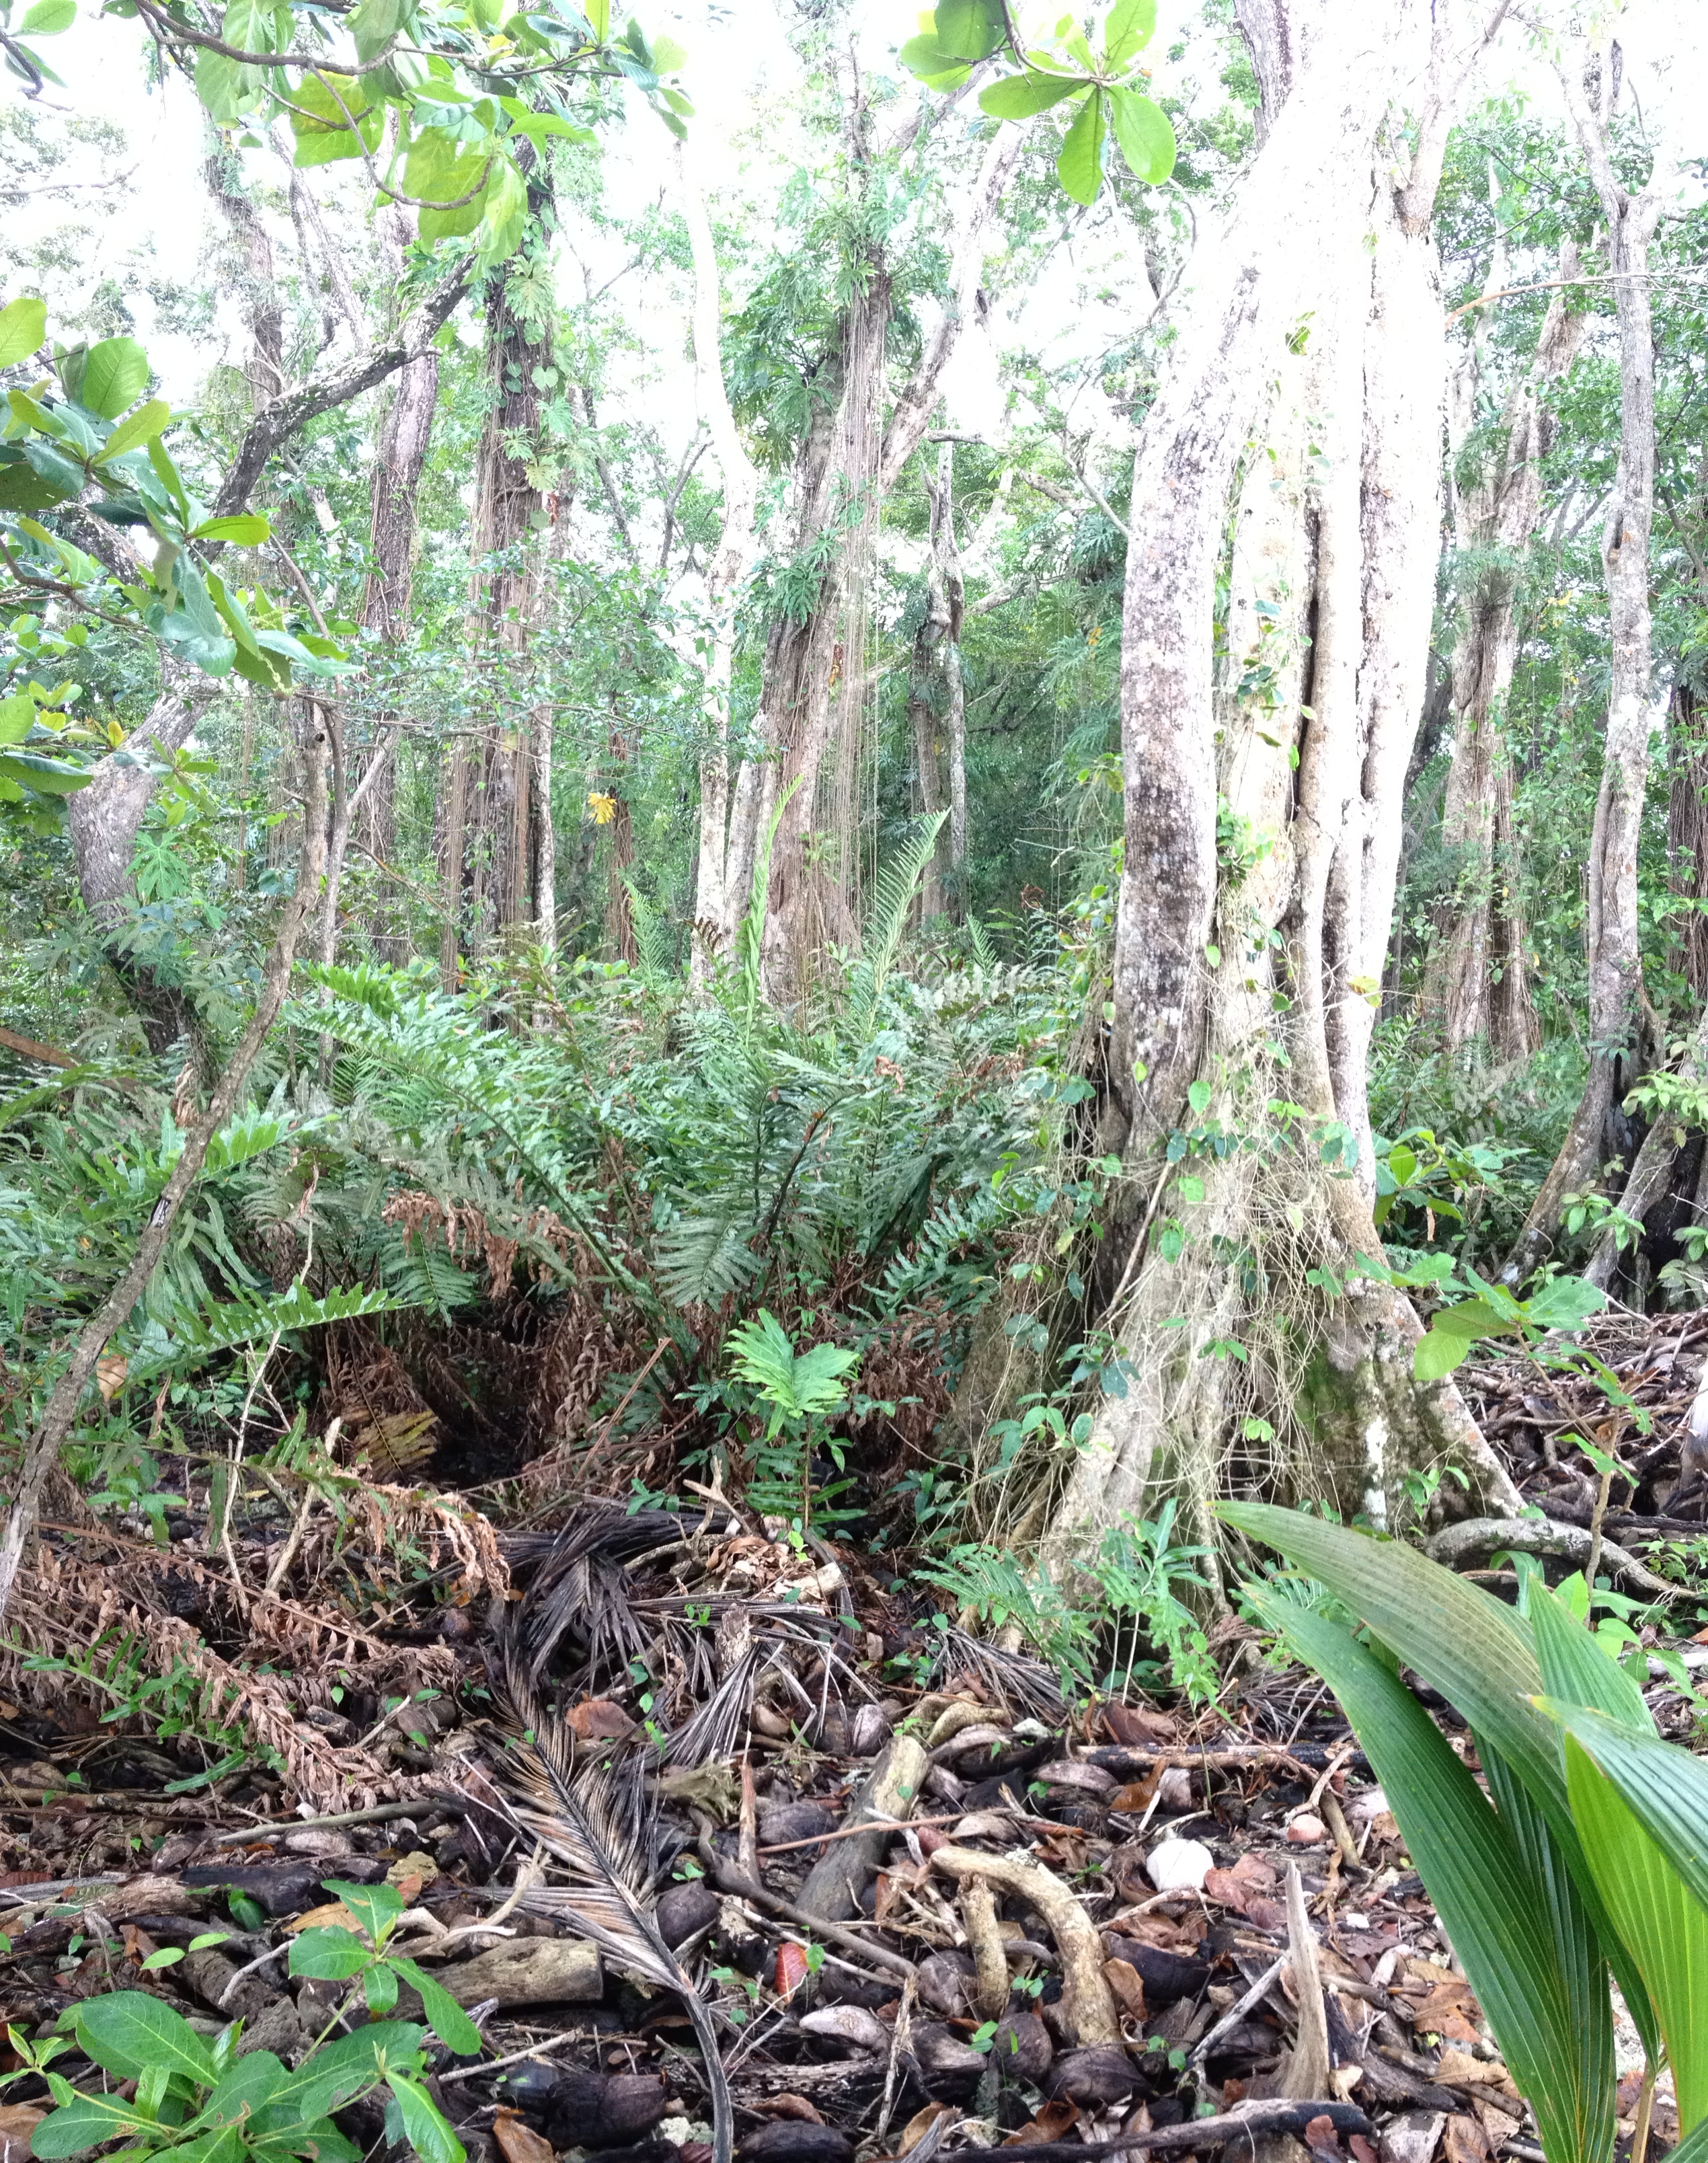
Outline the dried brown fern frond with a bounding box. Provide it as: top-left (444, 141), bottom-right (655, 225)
top-left (0, 1550), bottom-right (430, 1811)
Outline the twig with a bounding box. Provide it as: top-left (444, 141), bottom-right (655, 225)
top-left (942, 2102), bottom-right (1371, 2161)
top-left (214, 1798), bottom-right (454, 1846)
top-left (1187, 1954), bottom-right (1286, 2070)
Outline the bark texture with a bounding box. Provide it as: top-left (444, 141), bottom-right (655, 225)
top-left (1424, 245), bottom-right (1587, 1055)
top-left (750, 118), bottom-right (1018, 1001)
top-left (442, 183), bottom-right (551, 985)
top-left (1048, 0), bottom-right (1520, 1567)
top-left (1504, 70), bottom-right (1664, 1282)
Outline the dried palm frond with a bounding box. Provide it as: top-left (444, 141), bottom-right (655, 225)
top-left (489, 1649), bottom-right (732, 2163)
top-left (936, 1622), bottom-right (1065, 1722)
top-left (512, 1503), bottom-right (689, 1689)
top-left (660, 1642), bottom-right (756, 1769)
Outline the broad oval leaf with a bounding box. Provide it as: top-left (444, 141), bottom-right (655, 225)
top-left (79, 336), bottom-right (151, 420)
top-left (978, 69), bottom-right (1084, 120)
top-left (30, 2090), bottom-right (152, 2158)
top-left (100, 398), bottom-right (171, 461)
top-left (191, 512), bottom-right (270, 545)
top-left (1107, 85), bottom-right (1175, 184)
top-left (1056, 86), bottom-right (1103, 204)
top-left (933, 0), bottom-right (1003, 61)
top-left (77, 1989), bottom-right (219, 2085)
top-left (18, 0), bottom-right (75, 34)
top-left (1103, 0), bottom-right (1155, 68)
top-left (0, 295), bottom-right (48, 369)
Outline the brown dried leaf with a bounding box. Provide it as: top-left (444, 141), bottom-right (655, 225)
top-left (1003, 2100), bottom-right (1081, 2146)
top-left (1441, 2116), bottom-right (1490, 2163)
top-left (750, 2097), bottom-right (824, 2124)
top-left (1102, 1958), bottom-right (1147, 2020)
top-left (1101, 1702), bottom-right (1177, 1745)
top-left (492, 2112), bottom-right (556, 2163)
top-left (568, 1698), bottom-right (639, 1741)
top-left (94, 1356), bottom-right (127, 1404)
top-left (0, 2104), bottom-right (44, 2163)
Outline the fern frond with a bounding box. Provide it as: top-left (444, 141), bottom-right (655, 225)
top-left (849, 812), bottom-right (946, 1038)
top-left (126, 1281), bottom-right (400, 1386)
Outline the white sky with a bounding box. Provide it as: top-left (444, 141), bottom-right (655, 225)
top-left (9, 0), bottom-right (1703, 510)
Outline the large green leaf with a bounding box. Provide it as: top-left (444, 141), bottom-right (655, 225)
top-left (979, 68), bottom-right (1084, 120)
top-left (1107, 85), bottom-right (1175, 184)
top-left (31, 2090), bottom-right (154, 2157)
top-left (933, 0), bottom-right (1003, 59)
top-left (1250, 1592), bottom-right (1614, 2163)
top-left (1565, 1738), bottom-right (1708, 2128)
top-left (78, 336), bottom-right (151, 420)
top-left (0, 296), bottom-right (46, 367)
top-left (1056, 87), bottom-right (1104, 205)
top-left (77, 1989), bottom-right (219, 2085)
top-left (0, 751), bottom-right (91, 794)
top-left (1227, 1503), bottom-right (1662, 2057)
top-left (289, 71), bottom-right (385, 165)
top-left (1103, 0), bottom-right (1155, 68)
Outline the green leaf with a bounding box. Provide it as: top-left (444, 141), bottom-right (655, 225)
top-left (1107, 85), bottom-right (1175, 183)
top-left (473, 153), bottom-right (528, 266)
top-left (288, 1925), bottom-right (372, 1981)
top-left (251, 2021), bottom-right (427, 2133)
top-left (1523, 1274), bottom-right (1606, 1332)
top-left (1564, 1736), bottom-right (1708, 2127)
top-left (323, 1876), bottom-right (406, 1944)
top-left (288, 71), bottom-right (385, 165)
top-left (1103, 0), bottom-right (1155, 68)
top-left (386, 1958), bottom-right (483, 2054)
top-left (387, 2074), bottom-right (465, 2163)
top-left (0, 751), bottom-right (90, 794)
top-left (77, 1990), bottom-right (219, 2086)
top-left (19, 0), bottom-right (74, 30)
top-left (194, 46), bottom-right (249, 121)
top-left (0, 296), bottom-right (47, 368)
top-left (1249, 1593), bottom-right (1615, 2163)
top-left (99, 398), bottom-right (171, 461)
top-left (933, 0), bottom-right (1003, 60)
top-left (349, 0), bottom-right (404, 61)
top-left (77, 336), bottom-right (151, 420)
top-left (191, 512), bottom-right (270, 544)
top-left (1056, 87), bottom-right (1104, 205)
top-left (30, 2091), bottom-right (154, 2157)
top-left (978, 68), bottom-right (1084, 119)
top-left (0, 695), bottom-right (34, 746)
top-left (896, 30), bottom-right (972, 86)
top-left (1229, 1501), bottom-right (1662, 2062)
top-left (200, 2050), bottom-right (290, 2125)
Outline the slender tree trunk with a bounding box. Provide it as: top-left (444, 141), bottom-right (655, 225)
top-left (444, 174), bottom-right (552, 981)
top-left (1423, 244), bottom-right (1586, 1054)
top-left (1047, 0), bottom-right (1520, 1568)
top-left (681, 143), bottom-right (759, 979)
top-left (1504, 68), bottom-right (1664, 1282)
top-left (1667, 684), bottom-right (1708, 997)
top-left (756, 119), bottom-right (1019, 1000)
top-left (204, 143), bottom-right (285, 412)
top-left (358, 211), bottom-right (439, 963)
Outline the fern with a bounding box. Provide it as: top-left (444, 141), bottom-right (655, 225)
top-left (848, 812), bottom-right (946, 1038)
top-left (126, 1282), bottom-right (400, 1386)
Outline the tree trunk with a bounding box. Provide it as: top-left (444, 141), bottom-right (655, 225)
top-left (755, 118), bottom-right (1019, 1000)
top-left (65, 666), bottom-right (219, 1054)
top-left (204, 144), bottom-right (285, 412)
top-left (1503, 69), bottom-right (1664, 1283)
top-left (1047, 0), bottom-right (1520, 1568)
top-left (1667, 685), bottom-right (1708, 997)
top-left (443, 177), bottom-right (552, 980)
top-left (357, 211), bottom-right (439, 963)
top-left (1422, 245), bottom-right (1587, 1055)
top-left (681, 143), bottom-right (759, 979)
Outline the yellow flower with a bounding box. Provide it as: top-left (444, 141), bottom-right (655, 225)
top-left (586, 790), bottom-right (617, 825)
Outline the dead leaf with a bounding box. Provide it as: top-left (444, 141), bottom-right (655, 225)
top-left (568, 1698), bottom-right (639, 1741)
top-left (751, 2097), bottom-right (824, 2124)
top-left (1435, 2049), bottom-right (1520, 2100)
top-left (0, 2105), bottom-right (42, 2163)
top-left (1102, 1958), bottom-right (1147, 2020)
top-left (1102, 1702), bottom-right (1177, 1745)
top-left (287, 1899), bottom-right (357, 1934)
top-left (1108, 1776), bottom-right (1162, 1815)
top-left (1304, 2114), bottom-right (1345, 2163)
top-left (1205, 1852), bottom-right (1278, 1915)
top-left (1469, 2102), bottom-right (1519, 2146)
top-left (492, 2112), bottom-right (555, 2163)
top-left (896, 2104), bottom-right (960, 2154)
top-left (1441, 2115), bottom-right (1489, 2163)
top-left (1348, 2139), bottom-right (1381, 2163)
top-left (1003, 2100), bottom-right (1081, 2146)
top-left (95, 1355), bottom-right (127, 1404)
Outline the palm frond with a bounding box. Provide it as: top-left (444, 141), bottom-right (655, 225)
top-left (492, 1653), bottom-right (733, 2163)
top-left (849, 812), bottom-right (946, 1037)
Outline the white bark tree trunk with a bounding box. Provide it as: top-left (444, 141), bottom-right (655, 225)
top-left (681, 143), bottom-right (759, 982)
top-left (1504, 54), bottom-right (1666, 1282)
top-left (1047, 0), bottom-right (1520, 1567)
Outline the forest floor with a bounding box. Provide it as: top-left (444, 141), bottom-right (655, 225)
top-left (0, 1314), bottom-right (1705, 2163)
